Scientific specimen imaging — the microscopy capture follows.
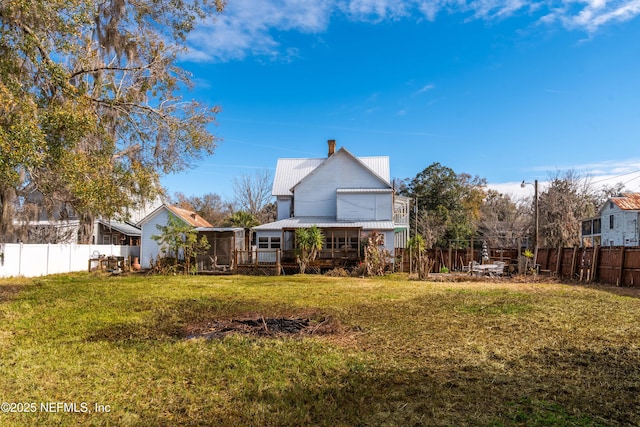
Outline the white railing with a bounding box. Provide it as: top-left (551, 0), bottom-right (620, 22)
top-left (0, 243), bottom-right (139, 278)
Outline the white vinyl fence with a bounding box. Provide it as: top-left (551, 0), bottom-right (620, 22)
top-left (0, 243), bottom-right (140, 278)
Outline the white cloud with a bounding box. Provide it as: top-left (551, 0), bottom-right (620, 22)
top-left (489, 159), bottom-right (640, 200)
top-left (186, 0), bottom-right (334, 62)
top-left (340, 0), bottom-right (410, 20)
top-left (184, 0), bottom-right (640, 62)
top-left (415, 83), bottom-right (436, 94)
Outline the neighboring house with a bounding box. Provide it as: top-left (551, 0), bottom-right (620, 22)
top-left (96, 219), bottom-right (142, 246)
top-left (139, 204), bottom-right (213, 269)
top-left (10, 188), bottom-right (161, 245)
top-left (582, 193), bottom-right (640, 247)
top-left (252, 140), bottom-right (410, 267)
top-left (138, 204), bottom-right (248, 269)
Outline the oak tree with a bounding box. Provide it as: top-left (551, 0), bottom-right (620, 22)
top-left (0, 0), bottom-right (224, 242)
top-left (402, 163), bottom-right (486, 248)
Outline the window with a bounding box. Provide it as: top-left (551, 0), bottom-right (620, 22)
top-left (258, 236), bottom-right (280, 249)
top-left (103, 235), bottom-right (111, 245)
top-left (593, 218), bottom-right (601, 234)
top-left (610, 215), bottom-right (615, 229)
top-left (349, 237), bottom-right (359, 249)
top-left (325, 236), bottom-right (335, 249)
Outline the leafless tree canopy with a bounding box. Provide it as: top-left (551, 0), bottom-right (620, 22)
top-left (232, 170), bottom-right (274, 218)
top-left (477, 190), bottom-right (529, 248)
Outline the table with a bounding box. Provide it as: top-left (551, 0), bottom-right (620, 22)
top-left (88, 256), bottom-right (128, 272)
top-left (471, 264), bottom-right (500, 276)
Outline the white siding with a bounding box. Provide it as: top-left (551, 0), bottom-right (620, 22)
top-left (277, 196), bottom-right (292, 220)
top-left (140, 209), bottom-right (170, 268)
top-left (600, 204), bottom-right (640, 247)
top-left (361, 230), bottom-right (396, 256)
top-left (624, 212), bottom-right (640, 246)
top-left (294, 152), bottom-right (389, 217)
top-left (337, 193), bottom-right (392, 221)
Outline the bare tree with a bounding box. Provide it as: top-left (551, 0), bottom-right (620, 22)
top-left (172, 192), bottom-right (233, 226)
top-left (477, 190), bottom-right (528, 248)
top-left (536, 170), bottom-right (599, 248)
top-left (414, 210), bottom-right (447, 249)
top-left (232, 170), bottom-right (273, 218)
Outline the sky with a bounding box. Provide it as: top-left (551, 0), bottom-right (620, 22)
top-left (161, 0), bottom-right (640, 203)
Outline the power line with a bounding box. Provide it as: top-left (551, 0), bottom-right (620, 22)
top-left (590, 169), bottom-right (640, 185)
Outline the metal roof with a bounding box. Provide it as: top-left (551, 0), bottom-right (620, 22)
top-left (98, 220), bottom-right (141, 236)
top-left (611, 193), bottom-right (640, 211)
top-left (195, 227), bottom-right (245, 232)
top-left (272, 158), bottom-right (325, 196)
top-left (272, 153), bottom-right (390, 196)
top-left (252, 216), bottom-right (395, 231)
top-left (336, 188), bottom-right (393, 194)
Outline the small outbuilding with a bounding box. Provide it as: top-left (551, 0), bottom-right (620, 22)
top-left (138, 204), bottom-right (248, 271)
top-left (138, 204), bottom-right (212, 269)
top-left (195, 227), bottom-right (248, 271)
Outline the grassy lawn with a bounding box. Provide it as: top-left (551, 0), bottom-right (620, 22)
top-left (0, 273), bottom-right (639, 426)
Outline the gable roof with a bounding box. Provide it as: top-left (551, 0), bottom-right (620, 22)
top-left (138, 204), bottom-right (213, 228)
top-left (608, 193), bottom-right (640, 211)
top-left (272, 147), bottom-right (390, 196)
top-left (166, 205), bottom-right (213, 227)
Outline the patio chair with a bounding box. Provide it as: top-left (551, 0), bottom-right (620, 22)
top-left (491, 261), bottom-right (505, 276)
top-left (470, 261), bottom-right (482, 276)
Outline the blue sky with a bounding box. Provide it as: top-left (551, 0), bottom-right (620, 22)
top-left (162, 0), bottom-right (640, 202)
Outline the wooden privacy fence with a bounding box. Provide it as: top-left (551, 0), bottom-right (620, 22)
top-left (396, 248), bottom-right (520, 274)
top-left (398, 245), bottom-right (640, 287)
top-left (536, 246), bottom-right (640, 287)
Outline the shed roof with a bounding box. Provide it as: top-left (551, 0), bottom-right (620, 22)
top-left (97, 220), bottom-right (141, 236)
top-left (166, 205), bottom-right (213, 228)
top-left (610, 193), bottom-right (640, 211)
top-left (139, 204), bottom-right (213, 228)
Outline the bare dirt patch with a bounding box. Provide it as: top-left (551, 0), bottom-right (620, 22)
top-left (185, 315), bottom-right (343, 340)
top-left (0, 284), bottom-right (24, 302)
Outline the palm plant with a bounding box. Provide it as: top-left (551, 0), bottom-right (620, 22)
top-left (295, 226), bottom-right (324, 273)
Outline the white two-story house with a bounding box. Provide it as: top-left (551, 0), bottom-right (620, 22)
top-left (252, 140), bottom-right (410, 267)
top-left (582, 193), bottom-right (640, 247)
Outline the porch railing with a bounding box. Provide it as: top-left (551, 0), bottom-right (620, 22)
top-left (235, 249), bottom-right (281, 266)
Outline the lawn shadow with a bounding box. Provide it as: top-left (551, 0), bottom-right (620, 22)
top-left (229, 345), bottom-right (639, 426)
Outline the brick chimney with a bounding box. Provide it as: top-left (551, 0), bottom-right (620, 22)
top-left (327, 139), bottom-right (336, 157)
